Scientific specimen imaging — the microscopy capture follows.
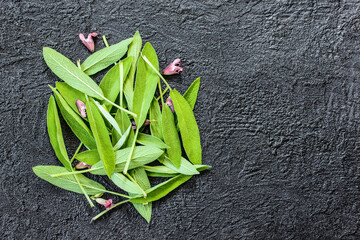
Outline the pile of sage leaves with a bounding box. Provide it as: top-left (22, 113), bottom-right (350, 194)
top-left (33, 31), bottom-right (211, 222)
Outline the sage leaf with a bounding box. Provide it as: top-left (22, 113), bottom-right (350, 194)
top-left (43, 47), bottom-right (104, 99)
top-left (111, 173), bottom-right (144, 195)
top-left (47, 96), bottom-right (71, 171)
top-left (130, 167), bottom-right (152, 223)
top-left (145, 165), bottom-right (210, 178)
top-left (132, 42), bottom-right (159, 127)
top-left (113, 126), bottom-right (131, 151)
top-left (143, 165), bottom-right (178, 174)
top-left (81, 38), bottom-right (133, 75)
top-left (86, 98), bottom-right (115, 178)
top-left (130, 174), bottom-right (192, 203)
top-left (162, 104), bottom-right (181, 167)
top-left (112, 109), bottom-right (134, 148)
top-left (75, 150), bottom-right (100, 165)
top-left (170, 90), bottom-right (202, 165)
top-left (33, 165), bottom-right (106, 195)
top-left (94, 100), bottom-right (121, 136)
top-left (51, 87), bottom-right (96, 150)
top-left (149, 98), bottom-right (163, 140)
top-left (183, 77), bottom-right (200, 110)
top-left (55, 82), bottom-right (86, 118)
top-left (137, 133), bottom-right (169, 149)
top-left (163, 155), bottom-right (199, 175)
top-left (99, 57), bottom-right (132, 110)
top-left (124, 31), bottom-right (142, 110)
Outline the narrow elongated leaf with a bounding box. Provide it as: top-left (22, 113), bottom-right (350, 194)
top-left (43, 47), bottom-right (104, 99)
top-left (33, 165), bottom-right (106, 195)
top-left (75, 150), bottom-right (100, 165)
top-left (137, 133), bottom-right (168, 149)
top-left (132, 42), bottom-right (159, 127)
top-left (130, 167), bottom-right (152, 223)
top-left (99, 57), bottom-right (132, 109)
top-left (130, 174), bottom-right (192, 203)
top-left (113, 126), bottom-right (131, 151)
top-left (91, 146), bottom-right (163, 175)
top-left (51, 87), bottom-right (96, 149)
top-left (143, 165), bottom-right (178, 174)
top-left (162, 104), bottom-right (181, 167)
top-left (124, 31), bottom-right (142, 110)
top-left (94, 100), bottom-right (121, 135)
top-left (86, 98), bottom-right (115, 178)
top-left (47, 96), bottom-right (71, 171)
top-left (146, 165), bottom-right (210, 177)
top-left (81, 38), bottom-right (133, 75)
top-left (111, 173), bottom-right (144, 195)
top-left (170, 90), bottom-right (202, 164)
top-left (112, 109), bottom-right (134, 148)
top-left (149, 98), bottom-right (163, 139)
top-left (163, 156), bottom-right (199, 175)
top-left (183, 77), bottom-right (200, 110)
top-left (55, 82), bottom-right (86, 117)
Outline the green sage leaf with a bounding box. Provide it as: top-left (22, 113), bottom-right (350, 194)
top-left (183, 77), bottom-right (200, 110)
top-left (81, 38), bottom-right (133, 75)
top-left (47, 96), bottom-right (71, 171)
top-left (75, 150), bottom-right (100, 165)
top-left (163, 155), bottom-right (199, 175)
top-left (124, 31), bottom-right (142, 110)
top-left (51, 87), bottom-right (96, 150)
top-left (111, 173), bottom-right (144, 195)
top-left (33, 165), bottom-right (106, 195)
top-left (149, 98), bottom-right (163, 140)
top-left (112, 109), bottom-right (134, 148)
top-left (162, 104), bottom-right (181, 167)
top-left (137, 133), bottom-right (169, 149)
top-left (55, 82), bottom-right (86, 118)
top-left (132, 42), bottom-right (159, 127)
top-left (130, 174), bottom-right (192, 203)
top-left (86, 98), bottom-right (115, 178)
top-left (170, 90), bottom-right (202, 165)
top-left (43, 47), bottom-right (104, 99)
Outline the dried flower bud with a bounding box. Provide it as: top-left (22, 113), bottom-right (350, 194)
top-left (79, 32), bottom-right (98, 52)
top-left (76, 100), bottom-right (87, 118)
top-left (75, 161), bottom-right (91, 169)
top-left (95, 198), bottom-right (114, 210)
top-left (162, 58), bottom-right (183, 75)
top-left (131, 119), bottom-right (152, 130)
top-left (165, 97), bottom-right (174, 113)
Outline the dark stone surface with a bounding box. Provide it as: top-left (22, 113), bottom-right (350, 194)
top-left (1, 0), bottom-right (360, 239)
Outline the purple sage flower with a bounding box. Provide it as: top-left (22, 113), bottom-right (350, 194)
top-left (162, 58), bottom-right (183, 75)
top-left (75, 161), bottom-right (91, 170)
top-left (165, 97), bottom-right (174, 113)
top-left (76, 100), bottom-right (87, 118)
top-left (95, 198), bottom-right (114, 210)
top-left (79, 32), bottom-right (98, 52)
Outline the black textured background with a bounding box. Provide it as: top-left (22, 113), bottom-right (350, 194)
top-left (1, 0), bottom-right (360, 239)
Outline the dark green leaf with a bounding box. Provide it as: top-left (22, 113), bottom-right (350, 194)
top-left (137, 133), bottom-right (168, 149)
top-left (170, 90), bottom-right (202, 165)
top-left (51, 87), bottom-right (96, 149)
top-left (81, 38), bottom-right (133, 75)
top-left (183, 77), bottom-right (200, 110)
top-left (162, 104), bottom-right (181, 167)
top-left (43, 47), bottom-right (104, 99)
top-left (86, 98), bottom-right (115, 178)
top-left (124, 31), bottom-right (142, 110)
top-left (33, 165), bottom-right (106, 195)
top-left (130, 174), bottom-right (192, 203)
top-left (132, 42), bottom-right (159, 127)
top-left (47, 96), bottom-right (71, 171)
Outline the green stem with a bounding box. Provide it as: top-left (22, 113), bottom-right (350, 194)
top-left (156, 86), bottom-right (169, 101)
top-left (102, 35), bottom-right (110, 47)
top-left (70, 142), bottom-right (83, 164)
top-left (120, 61), bottom-right (124, 107)
top-left (158, 79), bottom-right (164, 106)
top-left (126, 173), bottom-right (147, 198)
top-left (91, 199), bottom-right (130, 221)
top-left (102, 190), bottom-right (131, 198)
top-left (77, 60), bottom-right (81, 69)
top-left (123, 127), bottom-right (139, 174)
top-left (50, 167), bottom-right (102, 177)
top-left (103, 97), bottom-right (137, 118)
top-left (141, 54), bottom-right (172, 91)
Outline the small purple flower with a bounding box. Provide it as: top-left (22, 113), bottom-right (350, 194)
top-left (131, 119), bottom-right (152, 130)
top-left (95, 198), bottom-right (114, 210)
top-left (76, 100), bottom-right (87, 118)
top-left (162, 58), bottom-right (183, 75)
top-left (165, 97), bottom-right (174, 113)
top-left (75, 161), bottom-right (91, 170)
top-left (79, 32), bottom-right (98, 52)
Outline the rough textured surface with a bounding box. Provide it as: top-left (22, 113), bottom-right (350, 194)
top-left (1, 0), bottom-right (360, 239)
